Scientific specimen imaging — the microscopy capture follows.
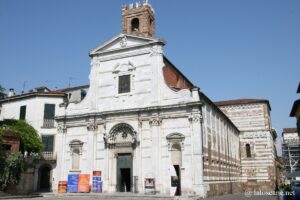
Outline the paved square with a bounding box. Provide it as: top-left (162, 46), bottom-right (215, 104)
top-left (14, 194), bottom-right (279, 200)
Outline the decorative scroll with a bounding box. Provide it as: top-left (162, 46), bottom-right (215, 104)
top-left (57, 124), bottom-right (67, 133)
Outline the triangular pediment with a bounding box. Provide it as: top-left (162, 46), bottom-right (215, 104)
top-left (89, 33), bottom-right (165, 56)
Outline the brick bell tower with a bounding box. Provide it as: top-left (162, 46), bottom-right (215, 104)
top-left (122, 0), bottom-right (155, 37)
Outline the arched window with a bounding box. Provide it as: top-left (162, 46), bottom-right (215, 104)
top-left (69, 140), bottom-right (83, 170)
top-left (131, 18), bottom-right (139, 31)
top-left (246, 144), bottom-right (251, 158)
top-left (171, 143), bottom-right (182, 166)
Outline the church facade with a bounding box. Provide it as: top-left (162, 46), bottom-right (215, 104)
top-left (0, 1), bottom-right (280, 197)
top-left (53, 2), bottom-right (241, 197)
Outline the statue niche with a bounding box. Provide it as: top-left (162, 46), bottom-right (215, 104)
top-left (104, 123), bottom-right (138, 149)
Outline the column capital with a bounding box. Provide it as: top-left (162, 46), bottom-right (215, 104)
top-left (149, 117), bottom-right (162, 126)
top-left (57, 123), bottom-right (67, 133)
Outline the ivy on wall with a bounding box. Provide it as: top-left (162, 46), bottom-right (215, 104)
top-left (0, 119), bottom-right (44, 191)
top-left (0, 152), bottom-right (24, 191)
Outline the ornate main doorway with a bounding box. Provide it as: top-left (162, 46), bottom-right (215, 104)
top-left (104, 123), bottom-right (138, 193)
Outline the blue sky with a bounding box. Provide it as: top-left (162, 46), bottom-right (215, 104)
top-left (0, 0), bottom-right (299, 152)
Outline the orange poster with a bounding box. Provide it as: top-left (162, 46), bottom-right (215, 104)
top-left (78, 174), bottom-right (90, 193)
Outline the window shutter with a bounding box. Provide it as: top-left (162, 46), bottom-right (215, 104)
top-left (42, 135), bottom-right (54, 152)
top-left (19, 106), bottom-right (26, 120)
top-left (44, 104), bottom-right (55, 119)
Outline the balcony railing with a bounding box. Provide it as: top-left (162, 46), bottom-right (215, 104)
top-left (24, 151), bottom-right (56, 163)
top-left (42, 119), bottom-right (55, 128)
top-left (41, 151), bottom-right (56, 161)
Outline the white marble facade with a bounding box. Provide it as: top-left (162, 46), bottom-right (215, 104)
top-left (54, 33), bottom-right (240, 197)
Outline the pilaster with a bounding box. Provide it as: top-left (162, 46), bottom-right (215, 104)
top-left (188, 112), bottom-right (205, 196)
top-left (149, 115), bottom-right (162, 193)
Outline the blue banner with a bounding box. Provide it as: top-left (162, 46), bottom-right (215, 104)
top-left (67, 174), bottom-right (79, 193)
top-left (92, 178), bottom-right (102, 193)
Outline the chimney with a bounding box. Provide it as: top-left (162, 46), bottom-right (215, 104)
top-left (8, 88), bottom-right (15, 97)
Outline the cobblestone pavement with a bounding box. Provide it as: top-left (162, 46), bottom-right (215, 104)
top-left (9, 193), bottom-right (279, 200)
top-left (204, 194), bottom-right (278, 200)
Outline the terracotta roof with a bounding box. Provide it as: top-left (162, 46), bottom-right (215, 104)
top-left (214, 99), bottom-right (271, 110)
top-left (290, 99), bottom-right (300, 117)
top-left (163, 57), bottom-right (195, 91)
top-left (282, 128), bottom-right (298, 133)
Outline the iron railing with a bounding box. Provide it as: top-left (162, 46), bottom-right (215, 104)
top-left (41, 151), bottom-right (56, 161)
top-left (42, 119), bottom-right (55, 128)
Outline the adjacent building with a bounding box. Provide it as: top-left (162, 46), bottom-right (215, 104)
top-left (282, 128), bottom-right (300, 174)
top-left (0, 86), bottom-right (88, 192)
top-left (215, 99), bottom-right (277, 191)
top-left (290, 83), bottom-right (300, 135)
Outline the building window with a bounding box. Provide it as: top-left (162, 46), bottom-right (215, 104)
top-left (171, 143), bottom-right (182, 166)
top-left (43, 104), bottom-right (55, 128)
top-left (72, 148), bottom-right (80, 170)
top-left (118, 75), bottom-right (131, 94)
top-left (246, 144), bottom-right (251, 158)
top-left (42, 135), bottom-right (54, 152)
top-left (19, 105), bottom-right (26, 120)
top-left (131, 18), bottom-right (139, 31)
top-left (1, 144), bottom-right (12, 151)
top-left (70, 140), bottom-right (83, 170)
top-left (80, 89), bottom-right (87, 100)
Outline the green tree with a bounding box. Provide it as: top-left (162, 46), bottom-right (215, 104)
top-left (0, 119), bottom-right (43, 191)
top-left (0, 119), bottom-right (44, 154)
top-left (0, 152), bottom-right (24, 191)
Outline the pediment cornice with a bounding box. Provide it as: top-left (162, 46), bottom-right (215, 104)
top-left (89, 33), bottom-right (165, 57)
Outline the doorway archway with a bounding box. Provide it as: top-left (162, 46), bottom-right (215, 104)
top-left (38, 165), bottom-right (51, 191)
top-left (105, 123), bottom-right (138, 192)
